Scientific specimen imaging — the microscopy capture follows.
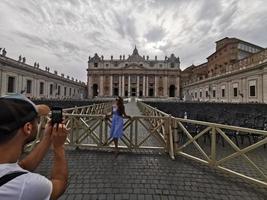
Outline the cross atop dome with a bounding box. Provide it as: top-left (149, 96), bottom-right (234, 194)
top-left (132, 45), bottom-right (139, 55)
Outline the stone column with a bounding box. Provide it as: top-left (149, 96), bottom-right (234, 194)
top-left (146, 76), bottom-right (149, 96)
top-left (227, 81), bottom-right (231, 103)
top-left (99, 75), bottom-right (104, 96)
top-left (176, 77), bottom-right (180, 98)
top-left (122, 75), bottom-right (125, 97)
top-left (259, 74), bottom-right (263, 103)
top-left (128, 76), bottom-right (131, 97)
top-left (241, 78), bottom-right (247, 103)
top-left (118, 75), bottom-right (122, 96)
top-left (263, 72), bottom-right (267, 103)
top-left (163, 76), bottom-right (168, 97)
top-left (154, 76), bottom-right (158, 97)
top-left (143, 75), bottom-right (146, 97)
top-left (137, 76), bottom-right (140, 97)
top-left (110, 75), bottom-right (113, 96)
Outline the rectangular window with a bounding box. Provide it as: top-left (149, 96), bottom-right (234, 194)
top-left (213, 90), bottom-right (216, 98)
top-left (40, 82), bottom-right (44, 95)
top-left (195, 92), bottom-right (197, 98)
top-left (250, 85), bottom-right (256, 97)
top-left (64, 87), bottom-right (67, 96)
top-left (233, 88), bottom-right (238, 97)
top-left (222, 89), bottom-right (225, 97)
top-left (7, 76), bottom-right (15, 93)
top-left (26, 80), bottom-right (32, 94)
top-left (69, 88), bottom-right (72, 96)
top-left (50, 84), bottom-right (53, 95)
top-left (206, 91), bottom-right (209, 98)
top-left (58, 86), bottom-right (61, 95)
top-left (200, 92), bottom-right (202, 98)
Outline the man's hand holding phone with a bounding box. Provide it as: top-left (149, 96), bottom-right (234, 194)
top-left (50, 107), bottom-right (68, 149)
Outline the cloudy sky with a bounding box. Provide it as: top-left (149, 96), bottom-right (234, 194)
top-left (0, 0), bottom-right (267, 82)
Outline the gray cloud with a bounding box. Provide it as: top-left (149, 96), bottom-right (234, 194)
top-left (145, 26), bottom-right (166, 42)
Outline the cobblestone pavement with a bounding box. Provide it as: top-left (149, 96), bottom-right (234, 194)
top-left (34, 99), bottom-right (267, 199)
top-left (36, 150), bottom-right (267, 200)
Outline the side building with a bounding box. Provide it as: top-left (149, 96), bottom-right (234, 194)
top-left (0, 54), bottom-right (86, 99)
top-left (87, 47), bottom-right (181, 98)
top-left (181, 37), bottom-right (267, 103)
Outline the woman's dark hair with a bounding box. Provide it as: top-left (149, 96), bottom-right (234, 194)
top-left (116, 96), bottom-right (124, 116)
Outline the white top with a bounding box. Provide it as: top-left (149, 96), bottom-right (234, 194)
top-left (0, 163), bottom-right (52, 200)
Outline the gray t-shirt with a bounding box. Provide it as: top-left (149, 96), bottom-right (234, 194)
top-left (0, 163), bottom-right (52, 200)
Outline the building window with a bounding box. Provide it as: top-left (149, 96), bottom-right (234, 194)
top-left (250, 85), bottom-right (256, 97)
top-left (69, 88), bottom-right (72, 96)
top-left (58, 86), bottom-right (61, 95)
top-left (40, 82), bottom-right (44, 95)
top-left (171, 63), bottom-right (174, 68)
top-left (64, 87), bottom-right (67, 96)
top-left (222, 89), bottom-right (225, 97)
top-left (213, 90), bottom-right (216, 98)
top-left (94, 63), bottom-right (98, 67)
top-left (26, 80), bottom-right (32, 94)
top-left (195, 92), bottom-right (197, 98)
top-left (7, 76), bottom-right (15, 93)
top-left (206, 91), bottom-right (209, 98)
top-left (50, 84), bottom-right (53, 95)
top-left (200, 92), bottom-right (202, 98)
top-left (233, 88), bottom-right (238, 97)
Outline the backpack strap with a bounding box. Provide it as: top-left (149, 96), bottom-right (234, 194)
top-left (0, 172), bottom-right (28, 187)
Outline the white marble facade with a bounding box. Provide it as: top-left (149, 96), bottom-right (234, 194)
top-left (87, 47), bottom-right (181, 98)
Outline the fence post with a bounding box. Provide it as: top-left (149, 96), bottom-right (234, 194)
top-left (168, 115), bottom-right (175, 160)
top-left (70, 116), bottom-right (74, 146)
top-left (210, 126), bottom-right (216, 166)
top-left (99, 116), bottom-right (103, 147)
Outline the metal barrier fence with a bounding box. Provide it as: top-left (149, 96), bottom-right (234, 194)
top-left (25, 100), bottom-right (267, 188)
top-left (25, 101), bottom-right (172, 155)
top-left (24, 102), bottom-right (112, 151)
top-left (137, 101), bottom-right (267, 188)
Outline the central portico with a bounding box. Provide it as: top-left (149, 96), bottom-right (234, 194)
top-left (87, 47), bottom-right (181, 98)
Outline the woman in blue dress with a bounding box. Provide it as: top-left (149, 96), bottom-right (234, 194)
top-left (105, 96), bottom-right (131, 155)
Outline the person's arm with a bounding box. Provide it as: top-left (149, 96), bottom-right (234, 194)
top-left (19, 123), bottom-right (53, 171)
top-left (105, 112), bottom-right (112, 118)
top-left (50, 124), bottom-right (69, 200)
top-left (105, 107), bottom-right (113, 118)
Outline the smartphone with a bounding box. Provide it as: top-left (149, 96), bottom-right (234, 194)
top-left (51, 107), bottom-right (63, 125)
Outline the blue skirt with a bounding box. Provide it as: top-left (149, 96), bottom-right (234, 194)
top-left (110, 114), bottom-right (124, 139)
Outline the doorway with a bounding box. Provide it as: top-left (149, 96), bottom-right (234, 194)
top-left (92, 84), bottom-right (98, 97)
top-left (149, 88), bottom-right (154, 97)
top-left (169, 85), bottom-right (175, 97)
top-left (131, 88), bottom-right (136, 96)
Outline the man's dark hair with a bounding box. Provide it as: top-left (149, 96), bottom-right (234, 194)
top-left (0, 129), bottom-right (18, 144)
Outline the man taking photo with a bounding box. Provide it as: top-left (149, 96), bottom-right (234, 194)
top-left (0, 94), bottom-right (68, 200)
